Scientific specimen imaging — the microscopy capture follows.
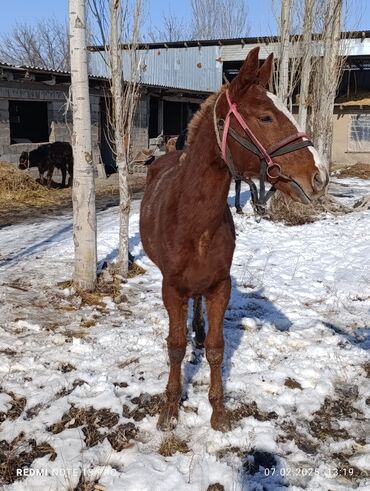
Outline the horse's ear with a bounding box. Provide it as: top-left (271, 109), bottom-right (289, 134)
top-left (258, 53), bottom-right (274, 87)
top-left (229, 47), bottom-right (260, 96)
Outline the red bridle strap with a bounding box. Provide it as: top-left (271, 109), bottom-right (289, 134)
top-left (221, 89), bottom-right (311, 169)
top-left (222, 89), bottom-right (274, 167)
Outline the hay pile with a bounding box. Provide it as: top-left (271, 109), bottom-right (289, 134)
top-left (268, 189), bottom-right (370, 225)
top-left (332, 162), bottom-right (370, 180)
top-left (0, 162), bottom-right (66, 209)
top-left (267, 190), bottom-right (322, 225)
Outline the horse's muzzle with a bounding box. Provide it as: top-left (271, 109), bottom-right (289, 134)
top-left (312, 170), bottom-right (329, 194)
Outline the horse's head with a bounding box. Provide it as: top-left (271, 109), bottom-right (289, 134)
top-left (216, 47), bottom-right (328, 205)
top-left (18, 151), bottom-right (29, 170)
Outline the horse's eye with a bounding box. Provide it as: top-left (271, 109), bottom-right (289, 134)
top-left (259, 115), bottom-right (273, 123)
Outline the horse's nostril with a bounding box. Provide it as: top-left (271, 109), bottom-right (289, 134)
top-left (313, 172), bottom-right (325, 191)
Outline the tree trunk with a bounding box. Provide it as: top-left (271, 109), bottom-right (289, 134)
top-left (69, 0), bottom-right (97, 290)
top-left (277, 0), bottom-right (293, 105)
top-left (110, 0), bottom-right (130, 278)
top-left (298, 0), bottom-right (315, 130)
top-left (314, 0), bottom-right (342, 167)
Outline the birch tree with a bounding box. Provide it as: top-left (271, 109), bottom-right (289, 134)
top-left (312, 0), bottom-right (343, 166)
top-left (277, 0), bottom-right (293, 104)
top-left (298, 0), bottom-right (314, 130)
top-left (69, 0), bottom-right (97, 290)
top-left (109, 0), bottom-right (142, 277)
top-left (89, 0), bottom-right (142, 277)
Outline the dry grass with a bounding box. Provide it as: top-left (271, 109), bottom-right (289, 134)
top-left (207, 485), bottom-right (225, 491)
top-left (309, 386), bottom-right (363, 442)
top-left (0, 161), bottom-right (70, 209)
top-left (129, 393), bottom-right (163, 421)
top-left (48, 406), bottom-right (120, 448)
top-left (229, 401), bottom-right (278, 424)
top-left (267, 191), bottom-right (322, 225)
top-left (158, 435), bottom-right (189, 457)
top-left (107, 423), bottom-right (138, 451)
top-left (0, 162), bottom-right (145, 216)
top-left (0, 432), bottom-right (56, 485)
top-left (332, 162), bottom-right (370, 180)
top-left (73, 474), bottom-right (105, 491)
top-left (0, 391), bottom-right (26, 423)
top-left (284, 377), bottom-right (302, 390)
top-left (266, 189), bottom-right (362, 225)
top-left (57, 262), bottom-right (143, 309)
top-left (117, 357), bottom-right (139, 369)
top-left (81, 319), bottom-right (97, 328)
top-left (127, 262), bottom-right (146, 278)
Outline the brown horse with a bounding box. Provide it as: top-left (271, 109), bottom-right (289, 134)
top-left (140, 47), bottom-right (328, 432)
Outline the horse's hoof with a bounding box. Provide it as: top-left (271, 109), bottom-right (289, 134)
top-left (211, 410), bottom-right (232, 432)
top-left (157, 406), bottom-right (178, 431)
top-left (236, 207), bottom-right (243, 215)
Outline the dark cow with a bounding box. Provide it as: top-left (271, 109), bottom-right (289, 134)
top-left (19, 142), bottom-right (73, 189)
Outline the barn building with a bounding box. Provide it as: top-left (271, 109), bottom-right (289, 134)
top-left (0, 63), bottom-right (208, 175)
top-left (0, 31), bottom-right (369, 174)
top-left (89, 30), bottom-right (370, 167)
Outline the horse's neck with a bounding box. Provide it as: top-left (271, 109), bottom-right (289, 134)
top-left (181, 111), bottom-right (231, 230)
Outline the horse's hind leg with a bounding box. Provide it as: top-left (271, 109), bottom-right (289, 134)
top-left (205, 277), bottom-right (231, 432)
top-left (61, 166), bottom-right (67, 188)
top-left (192, 296), bottom-right (205, 348)
top-left (158, 283), bottom-right (188, 431)
top-left (68, 164), bottom-right (73, 187)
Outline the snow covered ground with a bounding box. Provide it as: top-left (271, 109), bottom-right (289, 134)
top-left (0, 178), bottom-right (369, 491)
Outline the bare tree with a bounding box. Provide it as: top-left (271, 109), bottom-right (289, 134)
top-left (88, 0), bottom-right (109, 45)
top-left (276, 0), bottom-right (293, 103)
top-left (147, 10), bottom-right (189, 42)
top-left (88, 0), bottom-right (142, 277)
top-left (0, 19), bottom-right (69, 70)
top-left (191, 0), bottom-right (249, 39)
top-left (311, 0), bottom-right (343, 167)
top-left (298, 0), bottom-right (314, 130)
top-left (109, 0), bottom-right (142, 277)
top-left (270, 0), bottom-right (302, 111)
top-left (69, 0), bottom-right (97, 290)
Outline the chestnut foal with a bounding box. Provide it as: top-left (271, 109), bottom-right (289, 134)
top-left (140, 47), bottom-right (328, 432)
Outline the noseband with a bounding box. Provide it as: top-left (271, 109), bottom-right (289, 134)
top-left (214, 89), bottom-right (314, 215)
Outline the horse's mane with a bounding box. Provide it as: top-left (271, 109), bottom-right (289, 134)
top-left (187, 87), bottom-right (225, 146)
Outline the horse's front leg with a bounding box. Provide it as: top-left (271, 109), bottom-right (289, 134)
top-left (158, 283), bottom-right (188, 431)
top-left (205, 277), bottom-right (231, 432)
top-left (39, 169), bottom-right (45, 185)
top-left (46, 165), bottom-right (55, 189)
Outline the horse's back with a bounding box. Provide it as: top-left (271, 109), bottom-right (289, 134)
top-left (140, 151), bottom-right (184, 263)
top-left (145, 151), bottom-right (183, 185)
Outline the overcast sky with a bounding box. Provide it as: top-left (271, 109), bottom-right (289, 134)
top-left (0, 0), bottom-right (368, 40)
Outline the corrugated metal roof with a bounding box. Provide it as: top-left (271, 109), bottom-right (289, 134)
top-left (221, 37), bottom-right (370, 62)
top-left (89, 46), bottom-right (223, 92)
top-left (89, 35), bottom-right (370, 92)
top-left (88, 30), bottom-right (370, 51)
top-left (0, 62), bottom-right (107, 80)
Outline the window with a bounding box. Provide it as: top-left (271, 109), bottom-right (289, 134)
top-left (348, 114), bottom-right (370, 152)
top-left (9, 101), bottom-right (49, 144)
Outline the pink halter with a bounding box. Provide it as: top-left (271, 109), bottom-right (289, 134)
top-left (220, 89), bottom-right (311, 181)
